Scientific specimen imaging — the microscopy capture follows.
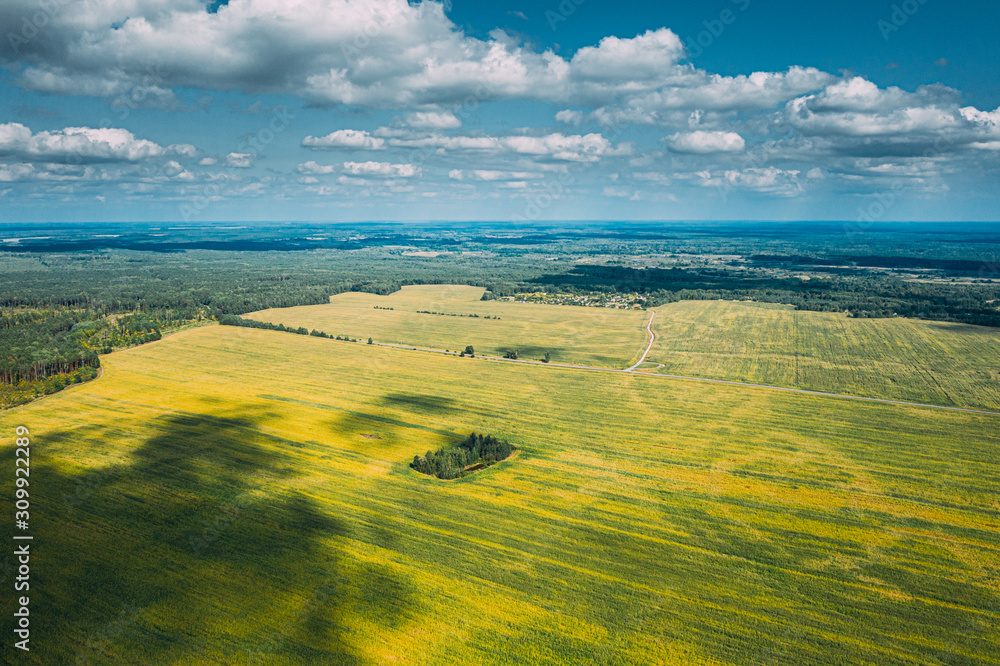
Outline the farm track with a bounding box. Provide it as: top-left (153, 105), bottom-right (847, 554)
top-left (625, 310), bottom-right (657, 371)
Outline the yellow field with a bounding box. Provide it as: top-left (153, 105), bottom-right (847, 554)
top-left (648, 300), bottom-right (1000, 410)
top-left (2, 323), bottom-right (998, 664)
top-left (245, 284), bottom-right (650, 368)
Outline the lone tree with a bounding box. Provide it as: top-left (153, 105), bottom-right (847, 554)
top-left (543, 352), bottom-right (551, 363)
top-left (464, 345), bottom-right (475, 357)
top-left (368, 337), bottom-right (373, 345)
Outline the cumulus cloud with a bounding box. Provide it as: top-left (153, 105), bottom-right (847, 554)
top-left (666, 130), bottom-right (745, 154)
top-left (405, 112), bottom-right (462, 129)
top-left (342, 161), bottom-right (420, 177)
top-left (786, 79), bottom-right (961, 138)
top-left (297, 161), bottom-right (338, 175)
top-left (690, 167), bottom-right (803, 197)
top-left (0, 122), bottom-right (192, 163)
top-left (0, 1), bottom-right (830, 116)
top-left (302, 129), bottom-right (386, 150)
top-left (555, 109), bottom-right (585, 125)
top-left (0, 163), bottom-right (37, 182)
top-left (385, 131), bottom-right (630, 162)
top-left (226, 152), bottom-right (255, 168)
top-left (782, 78), bottom-right (1000, 158)
top-left (1, 0), bottom-right (997, 208)
top-left (590, 67), bottom-right (835, 125)
top-left (448, 169), bottom-right (544, 181)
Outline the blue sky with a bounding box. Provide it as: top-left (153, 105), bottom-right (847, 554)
top-left (1, 0), bottom-right (998, 223)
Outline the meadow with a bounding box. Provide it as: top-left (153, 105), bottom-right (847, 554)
top-left (647, 300), bottom-right (1000, 411)
top-left (245, 285), bottom-right (650, 368)
top-left (1, 322), bottom-right (998, 664)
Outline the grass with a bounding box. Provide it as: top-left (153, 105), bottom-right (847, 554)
top-left (647, 300), bottom-right (1000, 411)
top-left (244, 284), bottom-right (650, 368)
top-left (2, 323), bottom-right (998, 664)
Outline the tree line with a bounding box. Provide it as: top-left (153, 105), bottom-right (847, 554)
top-left (219, 315), bottom-right (360, 341)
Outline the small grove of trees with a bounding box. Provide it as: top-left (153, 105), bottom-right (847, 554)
top-left (504, 350), bottom-right (519, 360)
top-left (411, 433), bottom-right (515, 480)
top-left (460, 345), bottom-right (475, 357)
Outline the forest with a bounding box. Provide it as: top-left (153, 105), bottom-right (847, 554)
top-left (1, 221), bottom-right (998, 408)
top-left (410, 433), bottom-right (516, 480)
top-left (526, 265), bottom-right (1000, 326)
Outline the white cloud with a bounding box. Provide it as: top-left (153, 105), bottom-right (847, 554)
top-left (555, 110), bottom-right (584, 125)
top-left (0, 2), bottom-right (831, 117)
top-left (0, 163), bottom-right (36, 182)
top-left (198, 157), bottom-right (219, 166)
top-left (302, 129), bottom-right (386, 151)
top-left (666, 130), bottom-right (745, 154)
top-left (633, 172), bottom-right (671, 185)
top-left (786, 79), bottom-right (962, 138)
top-left (590, 67), bottom-right (834, 125)
top-left (226, 152), bottom-right (255, 168)
top-left (682, 167), bottom-right (803, 197)
top-left (342, 161), bottom-right (420, 177)
top-left (297, 161), bottom-right (338, 175)
top-left (569, 30), bottom-right (685, 85)
top-left (449, 169), bottom-right (544, 181)
top-left (405, 112), bottom-right (462, 129)
top-left (387, 131), bottom-right (630, 162)
top-left (0, 122), bottom-right (183, 163)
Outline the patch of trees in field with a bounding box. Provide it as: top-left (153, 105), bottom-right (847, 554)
top-left (410, 433), bottom-right (515, 480)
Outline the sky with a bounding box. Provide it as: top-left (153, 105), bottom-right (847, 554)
top-left (0, 0), bottom-right (998, 224)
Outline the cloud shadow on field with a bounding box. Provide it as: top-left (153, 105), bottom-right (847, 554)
top-left (1, 404), bottom-right (414, 664)
top-left (380, 392), bottom-right (459, 414)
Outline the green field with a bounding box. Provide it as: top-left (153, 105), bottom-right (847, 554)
top-left (2, 322), bottom-right (998, 664)
top-left (245, 284), bottom-right (650, 368)
top-left (647, 300), bottom-right (1000, 411)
